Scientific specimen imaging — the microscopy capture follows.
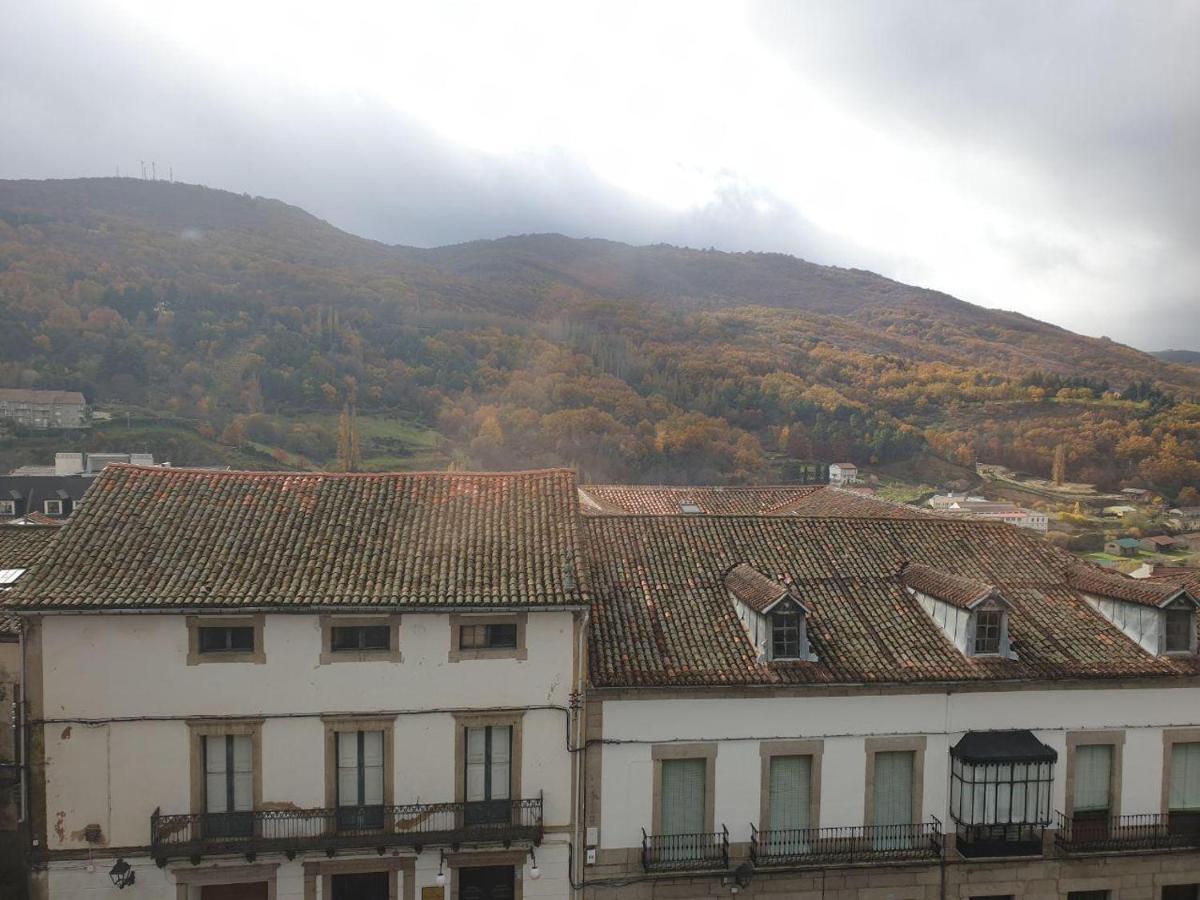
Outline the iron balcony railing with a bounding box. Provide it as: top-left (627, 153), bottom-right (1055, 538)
top-left (1054, 811), bottom-right (1200, 854)
top-left (750, 819), bottom-right (942, 867)
top-left (641, 826), bottom-right (729, 872)
top-left (150, 795), bottom-right (543, 863)
top-left (955, 821), bottom-right (1045, 857)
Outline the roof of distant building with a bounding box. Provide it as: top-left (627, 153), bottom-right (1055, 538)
top-left (0, 389), bottom-right (86, 404)
top-left (578, 484), bottom-right (925, 519)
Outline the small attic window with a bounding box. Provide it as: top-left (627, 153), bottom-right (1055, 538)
top-left (770, 600), bottom-right (807, 660)
top-left (973, 609), bottom-right (1003, 655)
top-left (680, 502), bottom-right (702, 515)
top-left (1165, 605), bottom-right (1197, 654)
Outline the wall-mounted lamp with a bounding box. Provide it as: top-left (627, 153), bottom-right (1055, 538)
top-left (109, 858), bottom-right (135, 889)
top-left (528, 847), bottom-right (540, 880)
top-left (436, 849), bottom-right (446, 886)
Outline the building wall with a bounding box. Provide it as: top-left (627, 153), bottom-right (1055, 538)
top-left (34, 610), bottom-right (579, 853)
top-left (593, 685), bottom-right (1200, 853)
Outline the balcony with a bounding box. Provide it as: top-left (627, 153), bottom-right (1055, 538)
top-left (640, 826), bottom-right (729, 872)
top-left (150, 795), bottom-right (543, 863)
top-left (750, 819), bottom-right (942, 867)
top-left (955, 822), bottom-right (1045, 858)
top-left (1054, 811), bottom-right (1200, 855)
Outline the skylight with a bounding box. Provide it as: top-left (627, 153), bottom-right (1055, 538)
top-left (680, 503), bottom-right (702, 515)
top-left (0, 568), bottom-right (27, 586)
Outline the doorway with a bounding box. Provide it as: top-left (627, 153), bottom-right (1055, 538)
top-left (199, 884), bottom-right (268, 900)
top-left (457, 865), bottom-right (515, 900)
top-left (331, 871), bottom-right (390, 900)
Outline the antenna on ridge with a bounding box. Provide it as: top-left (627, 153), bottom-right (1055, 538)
top-left (151, 161), bottom-right (157, 181)
top-left (140, 160), bottom-right (145, 179)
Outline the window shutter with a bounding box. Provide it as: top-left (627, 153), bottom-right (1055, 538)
top-left (204, 736), bottom-right (227, 814)
top-left (362, 731), bottom-right (385, 806)
top-left (337, 731), bottom-right (359, 807)
top-left (873, 751), bottom-right (914, 827)
top-left (1170, 742), bottom-right (1200, 810)
top-left (490, 726), bottom-right (512, 801)
top-left (660, 758), bottom-right (706, 835)
top-left (768, 755), bottom-right (811, 831)
top-left (231, 734), bottom-right (253, 812)
top-left (1073, 745), bottom-right (1112, 813)
top-left (465, 727), bottom-right (487, 802)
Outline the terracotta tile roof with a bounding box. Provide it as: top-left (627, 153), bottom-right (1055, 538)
top-left (578, 484), bottom-right (924, 518)
top-left (585, 515), bottom-right (1200, 687)
top-left (1067, 565), bottom-right (1193, 608)
top-left (901, 563), bottom-right (999, 609)
top-left (3, 511), bottom-right (65, 526)
top-left (6, 465), bottom-right (588, 610)
top-left (0, 524), bottom-right (60, 636)
top-left (724, 563), bottom-right (790, 612)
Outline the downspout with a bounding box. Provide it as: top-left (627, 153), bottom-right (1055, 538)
top-left (18, 622), bottom-right (26, 824)
top-left (572, 608), bottom-right (590, 900)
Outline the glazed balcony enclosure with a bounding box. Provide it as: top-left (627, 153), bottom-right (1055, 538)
top-left (150, 796), bottom-right (543, 864)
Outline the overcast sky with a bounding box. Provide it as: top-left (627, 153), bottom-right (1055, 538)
top-left (2, 1), bottom-right (1197, 350)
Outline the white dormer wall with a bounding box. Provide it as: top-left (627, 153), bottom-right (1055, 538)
top-left (1082, 594), bottom-right (1164, 655)
top-left (913, 590), bottom-right (972, 654)
top-left (732, 595), bottom-right (770, 658)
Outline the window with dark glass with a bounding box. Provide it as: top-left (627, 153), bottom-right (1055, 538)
top-left (1068, 892), bottom-right (1110, 900)
top-left (199, 625), bottom-right (255, 654)
top-left (465, 724), bottom-right (512, 825)
top-left (1162, 885), bottom-right (1200, 900)
top-left (1165, 608), bottom-right (1195, 653)
top-left (43, 499), bottom-right (63, 516)
top-left (771, 607), bottom-right (802, 659)
top-left (331, 625), bottom-right (390, 652)
top-left (973, 609), bottom-right (1003, 655)
top-left (460, 623), bottom-right (518, 650)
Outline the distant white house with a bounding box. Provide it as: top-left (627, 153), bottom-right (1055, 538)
top-left (0, 389), bottom-right (87, 429)
top-left (828, 462), bottom-right (858, 486)
top-left (928, 493), bottom-right (1049, 533)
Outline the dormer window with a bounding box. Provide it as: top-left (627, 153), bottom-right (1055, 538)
top-left (1165, 606), bottom-right (1196, 655)
top-left (972, 608), bottom-right (1004, 655)
top-left (771, 604), bottom-right (803, 659)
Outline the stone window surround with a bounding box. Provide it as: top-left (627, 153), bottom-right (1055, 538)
top-left (187, 719), bottom-right (264, 817)
top-left (173, 862), bottom-right (279, 900)
top-left (302, 856), bottom-right (414, 900)
top-left (319, 614), bottom-right (403, 664)
top-left (453, 711), bottom-right (525, 805)
top-left (650, 742), bottom-right (718, 837)
top-left (186, 614), bottom-right (266, 666)
top-left (322, 714), bottom-right (397, 809)
top-left (759, 739), bottom-right (823, 832)
top-left (446, 849), bottom-right (527, 900)
top-left (1064, 730), bottom-right (1125, 819)
top-left (447, 613), bottom-right (528, 662)
top-left (1162, 727), bottom-right (1200, 815)
top-left (863, 735), bottom-right (926, 827)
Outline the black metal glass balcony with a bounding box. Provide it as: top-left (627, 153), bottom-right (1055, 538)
top-left (750, 819), bottom-right (942, 867)
top-left (150, 795), bottom-right (543, 864)
top-left (1055, 811), bottom-right (1200, 854)
top-left (640, 826), bottom-right (729, 872)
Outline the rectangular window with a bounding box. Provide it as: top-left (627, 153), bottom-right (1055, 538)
top-left (768, 755), bottom-right (812, 832)
top-left (974, 609), bottom-right (1002, 655)
top-left (771, 609), bottom-right (802, 659)
top-left (460, 623), bottom-right (518, 650)
top-left (331, 625), bottom-right (390, 652)
top-left (1073, 744), bottom-right (1113, 817)
top-left (1166, 609), bottom-right (1195, 653)
top-left (336, 730), bottom-right (385, 830)
top-left (1169, 742), bottom-right (1200, 811)
top-left (203, 734), bottom-right (253, 837)
top-left (43, 499), bottom-right (63, 516)
top-left (1068, 892), bottom-right (1110, 900)
top-left (465, 725), bottom-right (512, 825)
top-left (199, 626), bottom-right (256, 654)
top-left (873, 750), bottom-right (914, 828)
top-left (661, 757), bottom-right (707, 838)
top-left (0, 500), bottom-right (14, 516)
top-left (1162, 886), bottom-right (1200, 900)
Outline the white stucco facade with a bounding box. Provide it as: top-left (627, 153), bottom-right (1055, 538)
top-left (29, 609), bottom-right (584, 899)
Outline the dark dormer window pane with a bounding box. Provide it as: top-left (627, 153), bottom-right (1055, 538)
top-left (974, 610), bottom-right (1002, 655)
top-left (1166, 609), bottom-right (1195, 653)
top-left (772, 609), bottom-right (801, 659)
top-left (460, 622), bottom-right (518, 650)
top-left (199, 626), bottom-right (255, 654)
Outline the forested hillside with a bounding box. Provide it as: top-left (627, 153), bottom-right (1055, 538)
top-left (1, 178), bottom-right (1198, 495)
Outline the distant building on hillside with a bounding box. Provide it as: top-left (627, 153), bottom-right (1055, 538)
top-left (1121, 487), bottom-right (1154, 503)
top-left (1104, 537), bottom-right (1141, 557)
top-left (927, 493), bottom-right (1049, 533)
top-left (1140, 535), bottom-right (1182, 554)
top-left (828, 462), bottom-right (858, 485)
top-left (0, 389), bottom-right (87, 429)
top-left (1169, 507), bottom-right (1200, 530)
top-left (1103, 504), bottom-right (1139, 518)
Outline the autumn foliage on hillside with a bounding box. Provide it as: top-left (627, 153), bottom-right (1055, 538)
top-left (0, 179), bottom-right (1197, 496)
